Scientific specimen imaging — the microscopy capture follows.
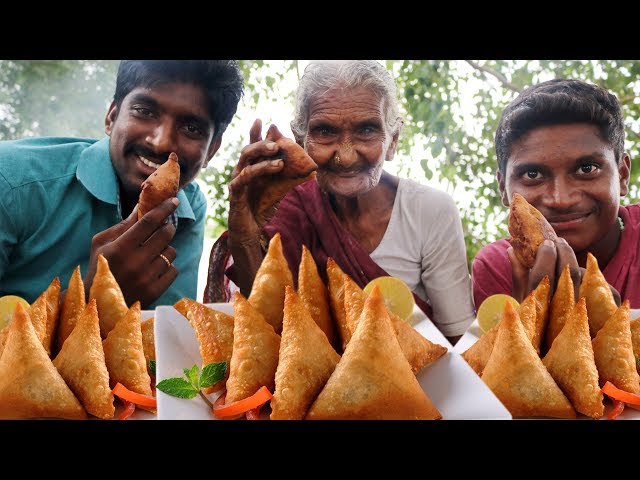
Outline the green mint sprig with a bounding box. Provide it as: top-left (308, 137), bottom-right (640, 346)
top-left (156, 362), bottom-right (227, 408)
top-left (149, 360), bottom-right (156, 376)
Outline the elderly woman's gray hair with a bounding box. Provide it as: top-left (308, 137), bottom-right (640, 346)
top-left (290, 60), bottom-right (404, 140)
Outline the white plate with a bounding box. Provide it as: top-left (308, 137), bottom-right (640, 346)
top-left (454, 310), bottom-right (640, 420)
top-left (154, 303), bottom-right (512, 420)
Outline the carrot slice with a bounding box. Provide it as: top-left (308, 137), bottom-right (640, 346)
top-left (118, 401), bottom-right (136, 420)
top-left (607, 400), bottom-right (625, 420)
top-left (601, 381), bottom-right (640, 406)
top-left (112, 382), bottom-right (157, 408)
top-left (213, 386), bottom-right (272, 418)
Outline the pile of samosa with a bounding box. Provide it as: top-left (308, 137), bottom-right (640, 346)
top-left (0, 255), bottom-right (156, 419)
top-left (174, 232), bottom-right (448, 420)
top-left (462, 193), bottom-right (640, 419)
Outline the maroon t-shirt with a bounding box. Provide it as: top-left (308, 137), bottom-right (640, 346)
top-left (471, 204), bottom-right (640, 310)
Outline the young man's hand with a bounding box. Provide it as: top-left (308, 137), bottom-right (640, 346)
top-left (84, 197), bottom-right (179, 309)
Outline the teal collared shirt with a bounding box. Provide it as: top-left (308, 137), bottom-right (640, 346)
top-left (0, 136), bottom-right (206, 307)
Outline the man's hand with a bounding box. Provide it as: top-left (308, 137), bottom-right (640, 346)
top-left (84, 198), bottom-right (179, 308)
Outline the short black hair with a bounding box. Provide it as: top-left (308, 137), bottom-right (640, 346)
top-left (495, 78), bottom-right (625, 174)
top-left (114, 60), bottom-right (244, 140)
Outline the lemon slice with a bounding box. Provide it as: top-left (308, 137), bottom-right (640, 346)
top-left (476, 294), bottom-right (520, 333)
top-left (0, 295), bottom-right (31, 330)
top-left (363, 276), bottom-right (415, 320)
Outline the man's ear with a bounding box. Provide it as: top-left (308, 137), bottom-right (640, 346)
top-left (104, 100), bottom-right (117, 136)
top-left (619, 152), bottom-right (631, 196)
top-left (203, 136), bottom-right (223, 168)
top-left (497, 170), bottom-right (509, 207)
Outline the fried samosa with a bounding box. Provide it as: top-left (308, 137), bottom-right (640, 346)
top-left (481, 302), bottom-right (576, 418)
top-left (56, 266), bottom-right (86, 353)
top-left (53, 299), bottom-right (114, 419)
top-left (508, 193), bottom-right (558, 269)
top-left (42, 277), bottom-right (61, 357)
top-left (542, 298), bottom-right (603, 419)
top-left (326, 257), bottom-right (349, 351)
top-left (298, 245), bottom-right (336, 346)
top-left (0, 303), bottom-right (86, 419)
top-left (545, 265), bottom-right (575, 352)
top-left (531, 276), bottom-right (551, 355)
top-left (89, 254), bottom-right (129, 339)
top-left (271, 286), bottom-right (341, 420)
top-left (248, 232), bottom-right (293, 333)
top-left (225, 292), bottom-right (280, 405)
top-left (137, 151), bottom-right (180, 220)
top-left (186, 303), bottom-right (234, 393)
top-left (631, 316), bottom-right (640, 375)
top-left (461, 325), bottom-right (499, 377)
top-left (140, 316), bottom-right (155, 377)
top-left (306, 285), bottom-right (441, 420)
top-left (592, 300), bottom-right (640, 394)
top-left (579, 253), bottom-right (618, 338)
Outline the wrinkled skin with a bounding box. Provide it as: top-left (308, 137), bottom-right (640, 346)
top-left (498, 123), bottom-right (629, 303)
top-left (87, 82), bottom-right (221, 308)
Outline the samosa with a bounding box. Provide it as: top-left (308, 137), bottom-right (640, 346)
top-left (137, 151), bottom-right (180, 220)
top-left (225, 292), bottom-right (280, 405)
top-left (271, 287), bottom-right (341, 420)
top-left (545, 265), bottom-right (575, 351)
top-left (42, 277), bottom-right (61, 357)
top-left (186, 303), bottom-right (234, 393)
top-left (326, 257), bottom-right (349, 351)
top-left (140, 316), bottom-right (155, 377)
top-left (481, 302), bottom-right (576, 418)
top-left (53, 299), bottom-right (115, 419)
top-left (461, 325), bottom-right (498, 377)
top-left (298, 245), bottom-right (336, 346)
top-left (248, 232), bottom-right (294, 333)
top-left (89, 254), bottom-right (129, 338)
top-left (508, 193), bottom-right (558, 269)
top-left (542, 298), bottom-right (603, 419)
top-left (531, 276), bottom-right (550, 355)
top-left (102, 301), bottom-right (154, 410)
top-left (579, 253), bottom-right (618, 338)
top-left (592, 300), bottom-right (640, 394)
top-left (631, 316), bottom-right (640, 375)
top-left (306, 285), bottom-right (441, 420)
top-left (0, 303), bottom-right (86, 419)
top-left (56, 266), bottom-right (86, 353)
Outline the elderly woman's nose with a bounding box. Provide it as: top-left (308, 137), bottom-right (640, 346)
top-left (335, 141), bottom-right (357, 166)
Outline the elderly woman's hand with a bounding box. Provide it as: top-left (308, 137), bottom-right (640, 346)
top-left (228, 118), bottom-right (286, 243)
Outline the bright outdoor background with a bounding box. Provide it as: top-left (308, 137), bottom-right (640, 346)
top-left (2, 60), bottom-right (639, 300)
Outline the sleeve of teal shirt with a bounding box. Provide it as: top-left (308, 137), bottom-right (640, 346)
top-left (151, 184), bottom-right (207, 308)
top-left (0, 174), bottom-right (19, 281)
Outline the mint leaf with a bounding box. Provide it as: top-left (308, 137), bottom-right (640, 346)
top-left (200, 362), bottom-right (227, 388)
top-left (149, 360), bottom-right (156, 376)
top-left (184, 365), bottom-right (200, 390)
top-left (156, 378), bottom-right (199, 399)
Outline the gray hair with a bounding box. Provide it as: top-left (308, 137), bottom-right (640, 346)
top-left (291, 60), bottom-right (404, 140)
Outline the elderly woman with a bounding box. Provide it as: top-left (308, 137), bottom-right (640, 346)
top-left (225, 60), bottom-right (475, 344)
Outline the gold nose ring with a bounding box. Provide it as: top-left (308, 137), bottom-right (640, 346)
top-left (334, 154), bottom-right (341, 165)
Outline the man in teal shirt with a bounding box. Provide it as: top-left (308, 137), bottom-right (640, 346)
top-left (0, 60), bottom-right (244, 308)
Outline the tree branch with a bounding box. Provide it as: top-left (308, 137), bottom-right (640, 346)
top-left (466, 61), bottom-right (522, 93)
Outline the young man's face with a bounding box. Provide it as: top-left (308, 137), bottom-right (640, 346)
top-left (498, 123), bottom-right (630, 256)
top-left (105, 81), bottom-right (221, 201)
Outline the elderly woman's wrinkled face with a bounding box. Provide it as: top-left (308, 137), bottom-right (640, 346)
top-left (303, 85), bottom-right (399, 197)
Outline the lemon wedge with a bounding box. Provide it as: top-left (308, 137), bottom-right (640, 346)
top-left (0, 295), bottom-right (30, 330)
top-left (363, 276), bottom-right (415, 320)
top-left (476, 294), bottom-right (520, 333)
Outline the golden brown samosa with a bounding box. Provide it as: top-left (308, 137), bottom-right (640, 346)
top-left (271, 286), bottom-right (341, 420)
top-left (508, 193), bottom-right (558, 269)
top-left (0, 303), bottom-right (86, 419)
top-left (42, 277), bottom-right (61, 357)
top-left (102, 302), bottom-right (154, 410)
top-left (343, 276), bottom-right (446, 373)
top-left (173, 297), bottom-right (200, 321)
top-left (579, 253), bottom-right (618, 338)
top-left (225, 292), bottom-right (280, 405)
top-left (248, 232), bottom-right (293, 333)
top-left (29, 290), bottom-right (49, 352)
top-left (186, 303), bottom-right (234, 393)
top-left (481, 301), bottom-right (576, 418)
top-left (137, 151), bottom-right (180, 220)
top-left (306, 285), bottom-right (441, 420)
top-left (531, 276), bottom-right (551, 355)
top-left (140, 316), bottom-right (155, 377)
top-left (542, 298), bottom-right (604, 419)
top-left (298, 245), bottom-right (336, 346)
top-left (326, 257), bottom-right (349, 351)
top-left (592, 300), bottom-right (640, 394)
top-left (461, 325), bottom-right (498, 377)
top-left (90, 254), bottom-right (129, 339)
top-left (518, 291), bottom-right (538, 348)
top-left (545, 265), bottom-right (575, 351)
top-left (631, 316), bottom-right (640, 375)
top-left (57, 266), bottom-right (86, 353)
top-left (53, 299), bottom-right (115, 419)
